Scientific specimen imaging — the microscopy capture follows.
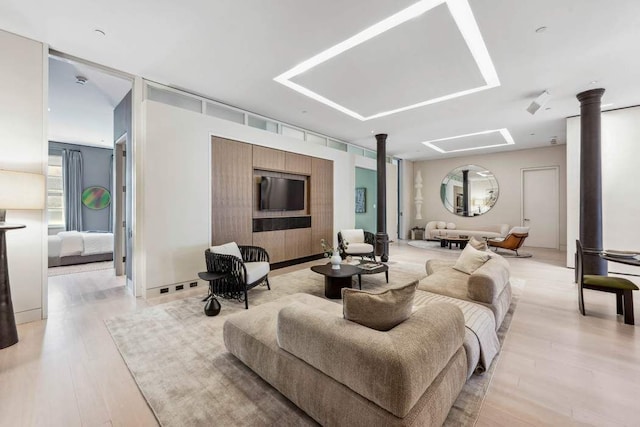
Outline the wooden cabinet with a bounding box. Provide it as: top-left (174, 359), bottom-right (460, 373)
top-left (285, 152), bottom-right (312, 175)
top-left (211, 137), bottom-right (253, 246)
top-left (285, 228), bottom-right (313, 260)
top-left (311, 158), bottom-right (333, 255)
top-left (253, 146), bottom-right (285, 171)
top-left (252, 231), bottom-right (286, 263)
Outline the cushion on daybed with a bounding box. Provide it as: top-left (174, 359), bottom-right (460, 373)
top-left (276, 301), bottom-right (465, 418)
top-left (345, 243), bottom-right (374, 254)
top-left (342, 281), bottom-right (417, 331)
top-left (453, 245), bottom-right (490, 274)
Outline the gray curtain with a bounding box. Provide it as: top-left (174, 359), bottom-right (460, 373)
top-left (63, 149), bottom-right (83, 231)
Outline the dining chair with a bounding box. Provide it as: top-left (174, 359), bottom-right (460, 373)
top-left (576, 240), bottom-right (638, 325)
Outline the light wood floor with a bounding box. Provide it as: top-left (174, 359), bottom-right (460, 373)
top-left (0, 242), bottom-right (638, 426)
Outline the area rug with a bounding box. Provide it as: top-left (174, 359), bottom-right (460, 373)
top-left (48, 261), bottom-right (114, 276)
top-left (106, 262), bottom-right (521, 426)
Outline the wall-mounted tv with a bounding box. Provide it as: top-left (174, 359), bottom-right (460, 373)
top-left (260, 177), bottom-right (305, 211)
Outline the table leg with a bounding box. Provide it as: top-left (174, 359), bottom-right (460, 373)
top-left (358, 275), bottom-right (362, 290)
top-left (324, 276), bottom-right (353, 299)
top-left (385, 271), bottom-right (389, 283)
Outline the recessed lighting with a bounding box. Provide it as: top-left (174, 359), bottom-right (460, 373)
top-left (545, 107), bottom-right (551, 110)
top-left (274, 0), bottom-right (499, 121)
top-left (94, 29), bottom-right (106, 36)
top-left (590, 80), bottom-right (598, 85)
top-left (301, 110), bottom-right (307, 114)
top-left (422, 128), bottom-right (514, 153)
top-left (530, 133), bottom-right (535, 136)
top-left (535, 26), bottom-right (547, 33)
top-left (75, 75), bottom-right (88, 85)
top-left (47, 108), bottom-right (51, 112)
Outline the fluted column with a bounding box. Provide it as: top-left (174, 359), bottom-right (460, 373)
top-left (577, 88), bottom-right (607, 275)
top-left (375, 134), bottom-right (389, 262)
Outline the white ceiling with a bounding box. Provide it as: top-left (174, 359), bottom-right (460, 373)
top-left (2, 0), bottom-right (640, 159)
top-left (48, 56), bottom-right (131, 148)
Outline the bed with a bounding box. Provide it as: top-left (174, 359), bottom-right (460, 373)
top-left (48, 231), bottom-right (114, 267)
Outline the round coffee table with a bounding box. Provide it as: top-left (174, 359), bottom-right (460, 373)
top-left (356, 261), bottom-right (389, 288)
top-left (311, 264), bottom-right (361, 299)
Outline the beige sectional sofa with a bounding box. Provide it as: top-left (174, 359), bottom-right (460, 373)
top-left (223, 253), bottom-right (512, 426)
top-left (224, 293), bottom-right (467, 426)
top-left (425, 221), bottom-right (509, 241)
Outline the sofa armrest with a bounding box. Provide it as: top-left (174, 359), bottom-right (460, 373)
top-left (276, 302), bottom-right (464, 418)
top-left (468, 256), bottom-right (510, 304)
top-left (425, 221), bottom-right (438, 231)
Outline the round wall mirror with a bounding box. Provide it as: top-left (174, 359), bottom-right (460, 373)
top-left (440, 165), bottom-right (499, 217)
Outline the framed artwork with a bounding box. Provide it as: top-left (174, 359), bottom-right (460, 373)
top-left (355, 187), bottom-right (366, 213)
top-left (82, 186), bottom-right (112, 209)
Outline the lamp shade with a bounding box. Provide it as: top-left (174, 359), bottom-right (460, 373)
top-left (0, 169), bottom-right (46, 210)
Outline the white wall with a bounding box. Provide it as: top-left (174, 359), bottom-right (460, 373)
top-left (566, 107), bottom-right (640, 274)
top-left (0, 30), bottom-right (46, 323)
top-left (409, 145), bottom-right (567, 248)
top-left (141, 99), bottom-right (398, 292)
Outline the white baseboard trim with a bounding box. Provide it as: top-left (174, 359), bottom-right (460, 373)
top-left (15, 308), bottom-right (42, 325)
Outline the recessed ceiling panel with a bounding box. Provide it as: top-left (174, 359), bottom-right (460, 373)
top-left (423, 128), bottom-right (514, 153)
top-left (291, 4), bottom-right (484, 118)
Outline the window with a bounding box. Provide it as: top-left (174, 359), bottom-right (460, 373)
top-left (48, 153), bottom-right (65, 228)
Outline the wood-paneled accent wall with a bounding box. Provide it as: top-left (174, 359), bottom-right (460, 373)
top-left (211, 137), bottom-right (253, 246)
top-left (211, 137), bottom-right (333, 263)
top-left (311, 158), bottom-right (334, 255)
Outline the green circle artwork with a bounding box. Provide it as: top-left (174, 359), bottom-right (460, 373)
top-left (82, 186), bottom-right (111, 209)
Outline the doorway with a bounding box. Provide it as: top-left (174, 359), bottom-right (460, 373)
top-left (522, 167), bottom-right (559, 248)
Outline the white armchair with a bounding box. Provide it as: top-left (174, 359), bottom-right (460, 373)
top-left (337, 229), bottom-right (376, 260)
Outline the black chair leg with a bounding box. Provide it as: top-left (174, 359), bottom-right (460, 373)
top-left (578, 287), bottom-right (586, 316)
top-left (244, 289), bottom-right (249, 310)
top-left (266, 277), bottom-right (271, 290)
top-left (616, 292), bottom-right (624, 315)
top-left (623, 290), bottom-right (634, 325)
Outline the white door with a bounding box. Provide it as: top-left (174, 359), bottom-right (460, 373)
top-left (522, 167), bottom-right (559, 248)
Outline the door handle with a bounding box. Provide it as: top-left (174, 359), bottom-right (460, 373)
top-left (523, 218), bottom-right (530, 221)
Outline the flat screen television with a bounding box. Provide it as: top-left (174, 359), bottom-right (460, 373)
top-left (260, 177), bottom-right (305, 211)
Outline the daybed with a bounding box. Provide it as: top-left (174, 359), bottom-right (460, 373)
top-left (425, 221), bottom-right (509, 241)
top-left (48, 231), bottom-right (113, 267)
top-left (224, 293), bottom-right (467, 426)
top-left (223, 244), bottom-right (512, 426)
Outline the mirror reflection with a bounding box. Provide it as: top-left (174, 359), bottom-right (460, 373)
top-left (440, 165), bottom-right (499, 217)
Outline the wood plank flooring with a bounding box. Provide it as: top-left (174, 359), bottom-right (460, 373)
top-left (0, 242), bottom-right (637, 426)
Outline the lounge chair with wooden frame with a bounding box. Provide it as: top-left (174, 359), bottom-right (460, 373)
top-left (487, 226), bottom-right (531, 258)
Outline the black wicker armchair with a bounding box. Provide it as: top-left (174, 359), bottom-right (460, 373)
top-left (204, 244), bottom-right (270, 309)
top-left (338, 229), bottom-right (376, 261)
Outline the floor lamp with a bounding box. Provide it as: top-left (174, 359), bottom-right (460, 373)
top-left (0, 170), bottom-right (45, 349)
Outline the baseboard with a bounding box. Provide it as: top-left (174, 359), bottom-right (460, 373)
top-left (15, 308), bottom-right (42, 325)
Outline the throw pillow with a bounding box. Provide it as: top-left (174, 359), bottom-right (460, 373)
top-left (436, 221), bottom-right (446, 229)
top-left (453, 244), bottom-right (490, 274)
top-left (446, 222), bottom-right (456, 230)
top-left (468, 236), bottom-right (488, 251)
top-left (210, 242), bottom-right (243, 259)
top-left (342, 281), bottom-right (417, 331)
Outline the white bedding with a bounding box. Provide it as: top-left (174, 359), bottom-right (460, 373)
top-left (81, 232), bottom-right (113, 255)
top-left (48, 231), bottom-right (113, 257)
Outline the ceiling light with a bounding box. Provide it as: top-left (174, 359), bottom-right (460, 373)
top-left (274, 0), bottom-right (500, 121)
top-left (75, 75), bottom-right (88, 85)
top-left (94, 29), bottom-right (106, 36)
top-left (526, 90), bottom-right (551, 115)
top-left (535, 26), bottom-right (547, 33)
top-left (422, 128), bottom-right (514, 153)
top-left (590, 80), bottom-right (598, 85)
top-left (529, 133), bottom-right (535, 136)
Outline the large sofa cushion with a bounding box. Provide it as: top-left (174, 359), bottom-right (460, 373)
top-left (468, 255), bottom-right (510, 304)
top-left (276, 301), bottom-right (465, 418)
top-left (342, 281), bottom-right (417, 331)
